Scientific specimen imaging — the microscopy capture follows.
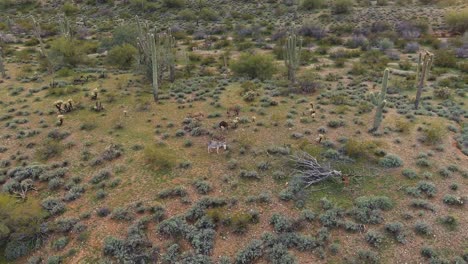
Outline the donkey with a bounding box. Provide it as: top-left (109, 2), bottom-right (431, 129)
top-left (208, 140), bottom-right (227, 154)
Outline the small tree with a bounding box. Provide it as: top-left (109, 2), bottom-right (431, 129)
top-left (445, 8), bottom-right (468, 33)
top-left (231, 53), bottom-right (276, 80)
top-left (107, 44), bottom-right (138, 69)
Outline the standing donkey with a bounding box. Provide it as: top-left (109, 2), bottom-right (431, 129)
top-left (208, 140), bottom-right (227, 154)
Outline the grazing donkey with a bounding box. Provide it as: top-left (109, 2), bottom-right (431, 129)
top-left (208, 140), bottom-right (227, 154)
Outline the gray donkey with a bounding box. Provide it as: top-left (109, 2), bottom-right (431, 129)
top-left (207, 140), bottom-right (227, 154)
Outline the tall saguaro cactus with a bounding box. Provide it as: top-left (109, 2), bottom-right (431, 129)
top-left (414, 50), bottom-right (434, 110)
top-left (135, 16), bottom-right (176, 101)
top-left (369, 68), bottom-right (389, 133)
top-left (284, 32), bottom-right (302, 84)
top-left (0, 48), bottom-right (6, 78)
top-left (149, 33), bottom-right (159, 102)
top-left (164, 30), bottom-right (176, 83)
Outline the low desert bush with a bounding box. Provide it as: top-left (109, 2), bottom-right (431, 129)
top-left (379, 154), bottom-right (403, 168)
top-left (414, 221), bottom-right (432, 235)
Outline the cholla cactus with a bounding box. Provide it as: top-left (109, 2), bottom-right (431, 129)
top-left (284, 32), bottom-right (302, 84)
top-left (64, 99), bottom-right (74, 112)
top-left (93, 101), bottom-right (104, 112)
top-left (54, 100), bottom-right (64, 113)
top-left (91, 88), bottom-right (98, 100)
top-left (232, 116), bottom-right (239, 126)
top-left (57, 115), bottom-right (64, 126)
top-left (369, 68), bottom-right (389, 133)
top-left (316, 134), bottom-right (325, 143)
top-left (414, 50), bottom-right (434, 110)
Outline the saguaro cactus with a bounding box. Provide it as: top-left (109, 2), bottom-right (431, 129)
top-left (0, 48), bottom-right (5, 78)
top-left (136, 17), bottom-right (157, 101)
top-left (369, 68), bottom-right (389, 133)
top-left (136, 16), bottom-right (176, 101)
top-left (165, 31), bottom-right (176, 83)
top-left (284, 32), bottom-right (302, 84)
top-left (59, 15), bottom-right (72, 39)
top-left (414, 50), bottom-right (434, 110)
top-left (149, 33), bottom-right (159, 102)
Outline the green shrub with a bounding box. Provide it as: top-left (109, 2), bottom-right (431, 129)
top-left (438, 215), bottom-right (457, 230)
top-left (434, 49), bottom-right (457, 68)
top-left (235, 239), bottom-right (263, 264)
top-left (420, 121), bottom-right (445, 145)
top-left (143, 146), bottom-right (177, 171)
top-left (445, 8), bottom-right (468, 33)
top-left (106, 44), bottom-right (137, 69)
top-left (0, 194), bottom-right (46, 260)
top-left (41, 197), bottom-right (65, 216)
top-left (379, 154), bottom-right (403, 168)
top-left (355, 196), bottom-right (394, 210)
top-left (62, 2), bottom-right (79, 15)
top-left (179, 9), bottom-right (196, 20)
top-left (365, 230), bottom-right (384, 247)
top-left (163, 0), bottom-right (185, 8)
top-left (52, 236), bottom-right (68, 251)
top-left (200, 7), bottom-right (219, 21)
top-left (411, 199), bottom-right (435, 211)
top-left (35, 140), bottom-right (63, 161)
top-left (301, 0), bottom-right (325, 10)
top-left (332, 0), bottom-right (354, 14)
top-left (90, 170), bottom-right (111, 184)
top-left (158, 186), bottom-right (187, 199)
top-left (442, 195), bottom-right (464, 206)
top-left (343, 139), bottom-right (380, 160)
top-left (231, 53), bottom-right (276, 80)
top-left (385, 222), bottom-right (406, 243)
top-left (193, 180), bottom-right (212, 195)
top-left (414, 221), bottom-right (432, 235)
top-left (110, 207), bottom-right (135, 221)
top-left (49, 37), bottom-right (91, 68)
top-left (402, 168), bottom-right (418, 179)
top-left (355, 250), bottom-right (379, 264)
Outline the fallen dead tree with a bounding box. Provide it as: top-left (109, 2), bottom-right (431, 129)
top-left (290, 151), bottom-right (342, 188)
